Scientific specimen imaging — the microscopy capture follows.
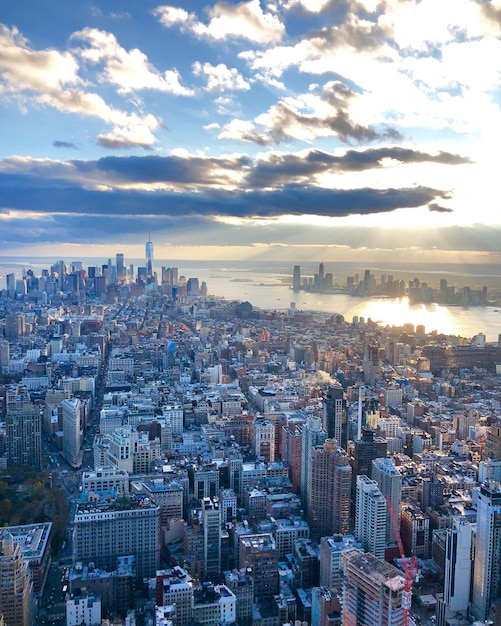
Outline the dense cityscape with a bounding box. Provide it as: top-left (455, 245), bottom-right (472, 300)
top-left (1, 241), bottom-right (501, 626)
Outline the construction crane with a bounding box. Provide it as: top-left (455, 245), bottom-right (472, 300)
top-left (386, 495), bottom-right (418, 626)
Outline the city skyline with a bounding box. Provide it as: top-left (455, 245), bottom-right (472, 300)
top-left (1, 1), bottom-right (501, 264)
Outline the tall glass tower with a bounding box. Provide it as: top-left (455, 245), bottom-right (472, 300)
top-left (146, 237), bottom-right (154, 278)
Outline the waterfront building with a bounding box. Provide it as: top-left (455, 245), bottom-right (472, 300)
top-left (146, 238), bottom-right (154, 278)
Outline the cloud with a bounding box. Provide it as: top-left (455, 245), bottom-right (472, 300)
top-left (153, 0), bottom-right (285, 43)
top-left (71, 28), bottom-right (195, 96)
top-left (0, 24), bottom-right (164, 149)
top-left (0, 24), bottom-right (81, 92)
top-left (219, 82), bottom-right (402, 144)
top-left (192, 62), bottom-right (250, 92)
top-left (246, 147), bottom-right (471, 186)
top-left (428, 202), bottom-right (453, 213)
top-left (53, 141), bottom-right (78, 149)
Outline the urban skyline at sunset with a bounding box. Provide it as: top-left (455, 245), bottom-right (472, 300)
top-left (1, 1), bottom-right (501, 264)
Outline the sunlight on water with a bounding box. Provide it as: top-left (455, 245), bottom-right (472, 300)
top-left (345, 297), bottom-right (459, 335)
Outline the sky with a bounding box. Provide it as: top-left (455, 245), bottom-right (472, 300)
top-left (1, 0), bottom-right (501, 264)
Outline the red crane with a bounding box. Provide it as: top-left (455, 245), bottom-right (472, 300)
top-left (386, 495), bottom-right (418, 626)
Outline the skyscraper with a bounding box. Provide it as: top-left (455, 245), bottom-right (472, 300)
top-left (146, 237), bottom-right (154, 278)
top-left (116, 253), bottom-right (125, 280)
top-left (0, 532), bottom-right (32, 626)
top-left (292, 265), bottom-right (301, 291)
top-left (372, 456), bottom-right (402, 544)
top-left (300, 415), bottom-right (327, 508)
top-left (322, 384), bottom-right (347, 449)
top-left (6, 385), bottom-right (41, 470)
top-left (435, 518), bottom-right (473, 624)
top-left (355, 475), bottom-right (387, 560)
top-left (202, 496), bottom-right (221, 580)
top-left (308, 439), bottom-right (351, 539)
top-left (471, 481), bottom-right (501, 621)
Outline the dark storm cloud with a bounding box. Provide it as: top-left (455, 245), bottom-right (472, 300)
top-left (247, 147), bottom-right (471, 187)
top-left (84, 154), bottom-right (253, 185)
top-left (53, 140), bottom-right (78, 149)
top-left (0, 169), bottom-right (448, 222)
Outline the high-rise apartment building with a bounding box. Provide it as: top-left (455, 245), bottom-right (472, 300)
top-left (322, 384), bottom-right (347, 449)
top-left (435, 518), bottom-right (473, 625)
top-left (355, 475), bottom-right (387, 560)
top-left (300, 415), bottom-right (327, 508)
top-left (308, 439), bottom-right (351, 539)
top-left (292, 265), bottom-right (301, 290)
top-left (282, 420), bottom-right (303, 494)
top-left (0, 532), bottom-right (32, 626)
top-left (471, 481), bottom-right (501, 621)
top-left (372, 456), bottom-right (402, 544)
top-left (202, 497), bottom-right (221, 580)
top-left (6, 385), bottom-right (41, 470)
top-left (342, 548), bottom-right (405, 626)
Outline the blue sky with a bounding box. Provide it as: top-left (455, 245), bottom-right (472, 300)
top-left (1, 0), bottom-right (501, 263)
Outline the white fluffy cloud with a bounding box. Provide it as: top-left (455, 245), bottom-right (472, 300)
top-left (154, 0), bottom-right (285, 43)
top-left (193, 61), bottom-right (250, 92)
top-left (72, 28), bottom-right (194, 96)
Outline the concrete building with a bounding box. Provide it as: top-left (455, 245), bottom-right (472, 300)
top-left (82, 467), bottom-right (130, 497)
top-left (201, 497), bottom-right (221, 580)
top-left (372, 456), bottom-right (402, 544)
top-left (192, 583), bottom-right (236, 626)
top-left (224, 568), bottom-right (254, 626)
top-left (0, 533), bottom-right (32, 626)
top-left (72, 495), bottom-right (160, 581)
top-left (355, 475), bottom-right (387, 560)
top-left (342, 548), bottom-right (405, 626)
top-left (300, 415), bottom-right (327, 509)
top-left (156, 567), bottom-right (194, 626)
top-left (307, 439), bottom-right (351, 539)
top-left (322, 384), bottom-right (347, 449)
top-left (471, 481), bottom-right (501, 621)
top-left (5, 385), bottom-right (41, 470)
top-left (66, 592), bottom-right (101, 626)
top-left (62, 397), bottom-right (82, 468)
top-left (0, 523), bottom-right (51, 596)
top-left (238, 533), bottom-right (279, 598)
